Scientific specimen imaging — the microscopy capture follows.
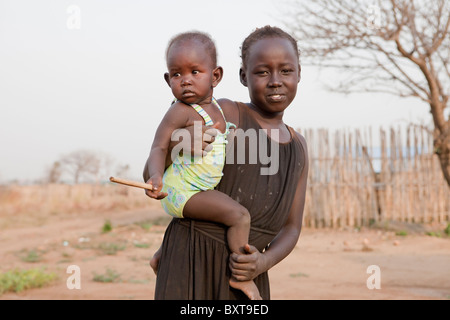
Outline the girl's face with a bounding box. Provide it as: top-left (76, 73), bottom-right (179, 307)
top-left (165, 40), bottom-right (222, 105)
top-left (240, 37), bottom-right (301, 116)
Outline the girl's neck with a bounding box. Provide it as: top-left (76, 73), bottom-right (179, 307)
top-left (248, 102), bottom-right (285, 125)
top-left (247, 102), bottom-right (292, 144)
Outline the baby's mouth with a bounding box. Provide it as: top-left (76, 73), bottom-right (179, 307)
top-left (182, 90), bottom-right (196, 98)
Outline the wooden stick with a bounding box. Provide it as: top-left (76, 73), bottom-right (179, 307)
top-left (109, 176), bottom-right (154, 191)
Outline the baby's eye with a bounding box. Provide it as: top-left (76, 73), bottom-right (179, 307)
top-left (173, 72), bottom-right (181, 77)
top-left (192, 70), bottom-right (200, 75)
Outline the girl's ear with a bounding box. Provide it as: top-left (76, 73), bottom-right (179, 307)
top-left (239, 68), bottom-right (248, 87)
top-left (297, 64), bottom-right (302, 83)
top-left (212, 66), bottom-right (224, 88)
top-left (164, 73), bottom-right (171, 87)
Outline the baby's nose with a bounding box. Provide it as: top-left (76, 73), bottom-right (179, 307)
top-left (181, 76), bottom-right (192, 86)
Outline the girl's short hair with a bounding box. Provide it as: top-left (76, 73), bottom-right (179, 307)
top-left (240, 25), bottom-right (300, 70)
top-left (166, 31), bottom-right (217, 67)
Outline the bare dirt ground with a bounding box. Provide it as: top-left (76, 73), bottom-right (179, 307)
top-left (1, 204), bottom-right (449, 300)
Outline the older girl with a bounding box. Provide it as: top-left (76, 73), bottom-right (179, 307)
top-left (145, 26), bottom-right (309, 300)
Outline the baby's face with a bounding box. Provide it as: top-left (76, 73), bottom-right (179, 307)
top-left (165, 40), bottom-right (216, 105)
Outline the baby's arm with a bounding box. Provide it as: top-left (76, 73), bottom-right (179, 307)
top-left (144, 102), bottom-right (190, 198)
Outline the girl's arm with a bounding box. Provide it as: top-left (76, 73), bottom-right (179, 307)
top-left (143, 102), bottom-right (190, 199)
top-left (229, 133), bottom-right (309, 280)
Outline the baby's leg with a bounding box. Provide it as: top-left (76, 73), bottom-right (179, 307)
top-left (184, 190), bottom-right (249, 254)
top-left (183, 190), bottom-right (261, 300)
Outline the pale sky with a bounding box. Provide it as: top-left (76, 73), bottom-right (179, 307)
top-left (0, 0), bottom-right (431, 183)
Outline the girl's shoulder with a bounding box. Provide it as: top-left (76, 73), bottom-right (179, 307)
top-left (290, 127), bottom-right (308, 157)
top-left (293, 129), bottom-right (307, 146)
top-left (216, 98), bottom-right (240, 126)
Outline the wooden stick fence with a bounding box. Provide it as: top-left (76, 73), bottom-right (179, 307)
top-left (300, 125), bottom-right (450, 228)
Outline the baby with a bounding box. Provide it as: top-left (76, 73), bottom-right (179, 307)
top-left (144, 31), bottom-right (261, 300)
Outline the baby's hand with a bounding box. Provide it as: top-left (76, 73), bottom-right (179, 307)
top-left (144, 176), bottom-right (168, 200)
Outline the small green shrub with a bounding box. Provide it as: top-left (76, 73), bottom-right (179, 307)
top-left (102, 220), bottom-right (113, 233)
top-left (289, 272), bottom-right (309, 278)
top-left (93, 268), bottom-right (121, 283)
top-left (19, 249), bottom-right (44, 263)
top-left (426, 231), bottom-right (442, 238)
top-left (135, 216), bottom-right (172, 230)
top-left (0, 268), bottom-right (58, 295)
top-left (135, 221), bottom-right (152, 231)
top-left (97, 242), bottom-right (126, 255)
top-left (133, 242), bottom-right (150, 249)
top-left (444, 223), bottom-right (450, 236)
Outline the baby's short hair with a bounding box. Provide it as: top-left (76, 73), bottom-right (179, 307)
top-left (166, 31), bottom-right (218, 67)
top-left (240, 25), bottom-right (300, 70)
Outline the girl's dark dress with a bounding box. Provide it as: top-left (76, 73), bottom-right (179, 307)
top-left (154, 102), bottom-right (306, 299)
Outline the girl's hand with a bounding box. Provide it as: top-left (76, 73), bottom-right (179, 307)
top-left (150, 247), bottom-right (162, 275)
top-left (229, 244), bottom-right (269, 281)
top-left (172, 122), bottom-right (220, 157)
top-left (145, 176), bottom-right (168, 200)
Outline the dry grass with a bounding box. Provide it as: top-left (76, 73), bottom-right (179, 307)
top-left (0, 183), bottom-right (159, 228)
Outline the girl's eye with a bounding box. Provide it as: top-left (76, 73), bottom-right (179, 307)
top-left (281, 69), bottom-right (294, 75)
top-left (256, 70), bottom-right (269, 76)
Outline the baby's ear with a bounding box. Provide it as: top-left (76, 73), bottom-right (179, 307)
top-left (239, 68), bottom-right (248, 87)
top-left (164, 73), bottom-right (171, 87)
top-left (212, 66), bottom-right (224, 88)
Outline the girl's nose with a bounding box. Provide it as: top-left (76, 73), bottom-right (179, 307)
top-left (268, 74), bottom-right (282, 87)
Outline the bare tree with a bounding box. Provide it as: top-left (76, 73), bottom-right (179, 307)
top-left (57, 150), bottom-right (117, 184)
top-left (115, 164), bottom-right (130, 178)
top-left (60, 150), bottom-right (101, 184)
top-left (96, 152), bottom-right (114, 184)
top-left (46, 161), bottom-right (63, 183)
top-left (283, 0), bottom-right (450, 186)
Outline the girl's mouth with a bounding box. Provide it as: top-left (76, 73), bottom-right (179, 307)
top-left (267, 94), bottom-right (285, 102)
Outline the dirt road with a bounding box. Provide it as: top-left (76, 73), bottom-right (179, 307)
top-left (1, 206), bottom-right (449, 300)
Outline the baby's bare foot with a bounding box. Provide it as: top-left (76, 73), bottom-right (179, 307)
top-left (229, 277), bottom-right (262, 300)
